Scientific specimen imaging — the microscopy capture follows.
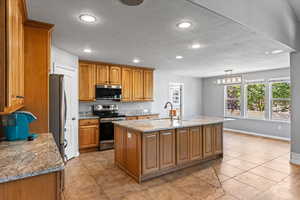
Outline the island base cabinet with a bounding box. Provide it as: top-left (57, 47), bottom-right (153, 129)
top-left (189, 127), bottom-right (203, 161)
top-left (0, 171), bottom-right (62, 200)
top-left (177, 128), bottom-right (190, 164)
top-left (142, 132), bottom-right (159, 175)
top-left (203, 125), bottom-right (223, 158)
top-left (159, 130), bottom-right (176, 169)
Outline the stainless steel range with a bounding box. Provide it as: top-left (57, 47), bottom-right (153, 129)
top-left (93, 104), bottom-right (125, 151)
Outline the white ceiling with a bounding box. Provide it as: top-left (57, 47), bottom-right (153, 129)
top-left (288, 0), bottom-right (300, 21)
top-left (27, 0), bottom-right (292, 77)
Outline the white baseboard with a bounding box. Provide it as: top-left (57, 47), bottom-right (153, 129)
top-left (291, 152), bottom-right (300, 165)
top-left (224, 128), bottom-right (290, 141)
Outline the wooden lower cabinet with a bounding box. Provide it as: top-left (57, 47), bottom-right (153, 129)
top-left (214, 124), bottom-right (223, 154)
top-left (189, 127), bottom-right (203, 160)
top-left (203, 124), bottom-right (223, 158)
top-left (0, 171), bottom-right (63, 200)
top-left (115, 124), bottom-right (223, 183)
top-left (79, 119), bottom-right (99, 150)
top-left (159, 130), bottom-right (176, 169)
top-left (177, 128), bottom-right (190, 164)
top-left (125, 130), bottom-right (141, 177)
top-left (142, 132), bottom-right (159, 175)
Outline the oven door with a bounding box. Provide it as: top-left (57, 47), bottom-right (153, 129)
top-left (99, 120), bottom-right (114, 150)
top-left (96, 85), bottom-right (122, 100)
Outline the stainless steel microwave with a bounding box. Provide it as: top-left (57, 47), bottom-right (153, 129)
top-left (95, 85), bottom-right (122, 100)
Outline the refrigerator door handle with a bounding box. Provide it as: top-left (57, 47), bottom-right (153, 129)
top-left (64, 90), bottom-right (67, 129)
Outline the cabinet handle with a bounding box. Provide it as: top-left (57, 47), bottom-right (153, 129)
top-left (161, 132), bottom-right (172, 136)
top-left (16, 96), bottom-right (24, 99)
top-left (146, 135), bottom-right (156, 138)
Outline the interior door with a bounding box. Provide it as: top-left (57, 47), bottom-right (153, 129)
top-left (53, 64), bottom-right (78, 160)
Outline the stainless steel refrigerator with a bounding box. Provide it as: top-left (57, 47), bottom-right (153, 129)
top-left (49, 74), bottom-right (67, 162)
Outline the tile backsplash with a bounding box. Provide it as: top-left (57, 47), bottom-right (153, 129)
top-left (79, 100), bottom-right (153, 114)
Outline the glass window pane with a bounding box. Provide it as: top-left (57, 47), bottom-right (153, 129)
top-left (272, 100), bottom-right (291, 121)
top-left (225, 99), bottom-right (241, 117)
top-left (226, 85), bottom-right (241, 99)
top-left (247, 84), bottom-right (266, 119)
top-left (272, 82), bottom-right (291, 99)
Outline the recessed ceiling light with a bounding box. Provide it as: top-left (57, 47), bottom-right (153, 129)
top-left (83, 49), bottom-right (92, 53)
top-left (79, 14), bottom-right (97, 23)
top-left (191, 43), bottom-right (201, 49)
top-left (177, 21), bottom-right (192, 29)
top-left (133, 58), bottom-right (140, 63)
top-left (176, 55), bottom-right (183, 59)
top-left (271, 49), bottom-right (284, 54)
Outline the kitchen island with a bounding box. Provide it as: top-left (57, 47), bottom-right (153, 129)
top-left (114, 116), bottom-right (229, 183)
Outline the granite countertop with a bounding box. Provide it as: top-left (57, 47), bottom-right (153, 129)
top-left (79, 114), bottom-right (100, 120)
top-left (114, 116), bottom-right (234, 133)
top-left (121, 112), bottom-right (160, 117)
top-left (0, 133), bottom-right (64, 184)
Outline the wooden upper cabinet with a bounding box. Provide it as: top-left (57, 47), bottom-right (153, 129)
top-left (121, 67), bottom-right (133, 101)
top-left (159, 130), bottom-right (176, 169)
top-left (0, 0), bottom-right (25, 113)
top-left (109, 66), bottom-right (121, 85)
top-left (143, 69), bottom-right (154, 101)
top-left (132, 68), bottom-right (144, 101)
top-left (142, 132), bottom-right (159, 175)
top-left (79, 63), bottom-right (96, 101)
top-left (189, 127), bottom-right (203, 160)
top-left (96, 65), bottom-right (109, 85)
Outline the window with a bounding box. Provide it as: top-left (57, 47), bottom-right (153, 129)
top-left (271, 82), bottom-right (291, 121)
top-left (225, 85), bottom-right (241, 117)
top-left (169, 83), bottom-right (183, 119)
top-left (246, 83), bottom-right (266, 119)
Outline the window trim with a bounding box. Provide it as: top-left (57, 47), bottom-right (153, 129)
top-left (269, 81), bottom-right (291, 121)
top-left (223, 78), bottom-right (291, 123)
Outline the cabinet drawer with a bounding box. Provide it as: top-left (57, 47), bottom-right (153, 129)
top-left (79, 119), bottom-right (99, 126)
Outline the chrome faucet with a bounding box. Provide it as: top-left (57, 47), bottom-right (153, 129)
top-left (164, 101), bottom-right (174, 121)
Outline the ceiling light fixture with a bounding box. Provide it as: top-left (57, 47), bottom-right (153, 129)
top-left (177, 21), bottom-right (192, 29)
top-left (217, 69), bottom-right (242, 85)
top-left (83, 49), bottom-right (92, 53)
top-left (119, 0), bottom-right (144, 6)
top-left (133, 58), bottom-right (140, 63)
top-left (271, 49), bottom-right (283, 54)
top-left (176, 56), bottom-right (183, 59)
top-left (79, 14), bottom-right (97, 23)
top-left (191, 43), bottom-right (201, 49)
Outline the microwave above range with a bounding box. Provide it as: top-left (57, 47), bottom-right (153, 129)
top-left (95, 85), bottom-right (122, 101)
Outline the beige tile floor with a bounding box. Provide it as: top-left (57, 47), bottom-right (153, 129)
top-left (63, 131), bottom-right (300, 200)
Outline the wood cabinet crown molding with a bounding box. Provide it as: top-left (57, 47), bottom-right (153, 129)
top-left (80, 60), bottom-right (155, 70)
top-left (24, 20), bottom-right (54, 30)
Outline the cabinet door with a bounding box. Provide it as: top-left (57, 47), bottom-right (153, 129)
top-left (1, 0), bottom-right (25, 113)
top-left (115, 126), bottom-right (126, 167)
top-left (177, 128), bottom-right (190, 164)
top-left (79, 125), bottom-right (99, 149)
top-left (125, 130), bottom-right (141, 176)
top-left (109, 66), bottom-right (121, 85)
top-left (214, 124), bottom-right (223, 155)
top-left (143, 69), bottom-right (153, 101)
top-left (96, 65), bottom-right (109, 85)
top-left (79, 63), bottom-right (95, 101)
top-left (121, 67), bottom-right (132, 101)
top-left (132, 69), bottom-right (144, 101)
top-left (142, 132), bottom-right (159, 175)
top-left (159, 130), bottom-right (176, 169)
top-left (203, 125), bottom-right (214, 158)
top-left (189, 127), bottom-right (203, 160)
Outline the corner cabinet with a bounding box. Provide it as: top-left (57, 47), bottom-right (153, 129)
top-left (79, 63), bottom-right (96, 101)
top-left (0, 0), bottom-right (25, 114)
